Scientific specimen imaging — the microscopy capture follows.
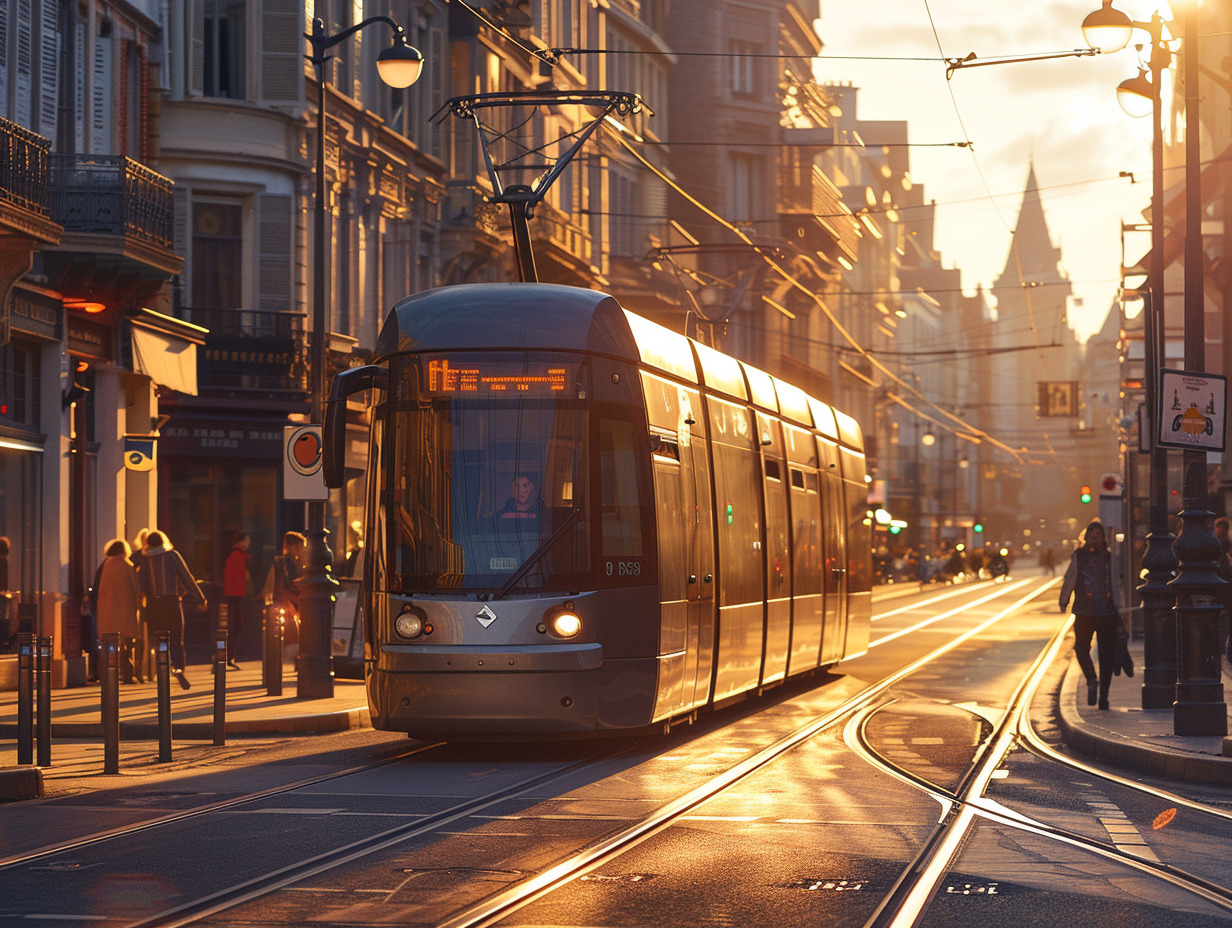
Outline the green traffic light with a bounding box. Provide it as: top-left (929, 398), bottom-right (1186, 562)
top-left (1080, 485), bottom-right (1092, 504)
top-left (974, 523), bottom-right (983, 533)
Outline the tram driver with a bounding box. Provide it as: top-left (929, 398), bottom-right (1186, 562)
top-left (497, 472), bottom-right (546, 520)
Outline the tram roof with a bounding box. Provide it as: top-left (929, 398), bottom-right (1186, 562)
top-left (378, 282), bottom-right (863, 451)
top-left (378, 283), bottom-right (639, 361)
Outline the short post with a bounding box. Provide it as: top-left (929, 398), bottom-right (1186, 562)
top-left (263, 606), bottom-right (284, 697)
top-left (101, 633), bottom-right (121, 774)
top-left (156, 633), bottom-right (173, 762)
top-left (213, 631), bottom-right (227, 746)
top-left (16, 633), bottom-right (34, 766)
top-left (36, 635), bottom-right (52, 767)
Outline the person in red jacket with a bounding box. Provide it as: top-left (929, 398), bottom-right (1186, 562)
top-left (222, 532), bottom-right (251, 670)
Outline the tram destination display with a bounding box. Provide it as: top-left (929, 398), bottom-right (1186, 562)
top-left (424, 357), bottom-right (573, 395)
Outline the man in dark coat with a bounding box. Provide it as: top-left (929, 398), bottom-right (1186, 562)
top-left (1059, 520), bottom-right (1121, 710)
top-left (138, 531), bottom-right (207, 689)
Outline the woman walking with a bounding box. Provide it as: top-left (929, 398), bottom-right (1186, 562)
top-left (92, 539), bottom-right (142, 683)
top-left (1059, 520), bottom-right (1122, 710)
top-left (139, 530), bottom-right (207, 689)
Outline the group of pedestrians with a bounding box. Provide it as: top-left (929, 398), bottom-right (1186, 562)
top-left (88, 529), bottom-right (206, 690)
top-left (87, 527), bottom-right (312, 690)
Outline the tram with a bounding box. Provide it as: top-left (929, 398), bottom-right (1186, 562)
top-left (323, 283), bottom-right (871, 738)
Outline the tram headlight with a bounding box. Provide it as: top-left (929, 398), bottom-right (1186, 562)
top-left (541, 603), bottom-right (583, 639)
top-left (394, 605), bottom-right (428, 639)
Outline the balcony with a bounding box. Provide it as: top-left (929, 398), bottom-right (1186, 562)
top-left (39, 154), bottom-right (181, 312)
top-left (181, 307), bottom-right (307, 397)
top-left (0, 118), bottom-right (62, 333)
top-left (51, 154), bottom-right (175, 249)
top-left (0, 117), bottom-right (54, 217)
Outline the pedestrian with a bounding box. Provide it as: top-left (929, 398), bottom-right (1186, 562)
top-left (1040, 546), bottom-right (1057, 577)
top-left (130, 528), bottom-right (150, 572)
top-left (1058, 520), bottom-right (1122, 710)
top-left (91, 539), bottom-right (142, 683)
top-left (222, 532), bottom-right (251, 670)
top-left (263, 531), bottom-right (306, 643)
top-left (139, 530), bottom-right (207, 689)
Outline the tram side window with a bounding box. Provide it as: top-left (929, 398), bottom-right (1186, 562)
top-left (712, 441), bottom-right (763, 606)
top-left (600, 418), bottom-right (644, 556)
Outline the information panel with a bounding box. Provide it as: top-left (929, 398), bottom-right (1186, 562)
top-left (1158, 369), bottom-right (1227, 452)
top-left (423, 358), bottom-right (573, 395)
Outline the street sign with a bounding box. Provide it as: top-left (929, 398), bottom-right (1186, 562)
top-left (284, 425), bottom-right (328, 500)
top-left (1158, 369), bottom-right (1227, 452)
top-left (1099, 473), bottom-right (1122, 496)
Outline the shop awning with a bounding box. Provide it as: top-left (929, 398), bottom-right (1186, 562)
top-left (131, 325), bottom-right (199, 395)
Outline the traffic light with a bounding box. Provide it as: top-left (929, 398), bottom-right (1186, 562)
top-left (973, 522), bottom-right (984, 535)
top-left (1080, 485), bottom-right (1093, 504)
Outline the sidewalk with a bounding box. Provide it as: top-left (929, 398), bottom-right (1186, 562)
top-left (0, 658), bottom-right (369, 739)
top-left (0, 658), bottom-right (369, 799)
top-left (1055, 636), bottom-right (1232, 787)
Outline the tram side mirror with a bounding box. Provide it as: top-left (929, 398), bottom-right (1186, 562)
top-left (324, 365), bottom-right (388, 489)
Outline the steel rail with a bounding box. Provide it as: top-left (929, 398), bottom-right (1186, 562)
top-left (848, 619), bottom-right (1232, 928)
top-left (0, 740), bottom-right (445, 870)
top-left (9, 578), bottom-right (1054, 928)
top-left (425, 579), bottom-right (1057, 928)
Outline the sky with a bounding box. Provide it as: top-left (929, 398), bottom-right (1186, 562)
top-left (813, 0), bottom-right (1167, 343)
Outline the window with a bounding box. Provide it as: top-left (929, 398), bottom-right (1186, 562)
top-left (203, 0), bottom-right (247, 99)
top-left (0, 340), bottom-right (40, 430)
top-left (728, 153), bottom-right (760, 222)
top-left (600, 418), bottom-right (644, 557)
top-left (191, 200), bottom-right (243, 309)
top-left (731, 41), bottom-right (758, 94)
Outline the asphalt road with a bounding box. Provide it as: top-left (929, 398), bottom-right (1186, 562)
top-left (3, 577), bottom-right (1231, 928)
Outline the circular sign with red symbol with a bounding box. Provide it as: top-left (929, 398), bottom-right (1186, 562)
top-left (283, 425), bottom-right (329, 500)
top-left (1099, 473), bottom-right (1123, 496)
top-left (287, 426), bottom-right (323, 476)
top-left (288, 423), bottom-right (322, 473)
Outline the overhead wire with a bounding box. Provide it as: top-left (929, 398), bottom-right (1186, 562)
top-left (610, 128), bottom-right (1030, 462)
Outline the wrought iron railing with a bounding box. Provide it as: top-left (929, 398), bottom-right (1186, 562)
top-left (50, 154), bottom-right (175, 248)
top-left (181, 306), bottom-right (307, 394)
top-left (0, 116), bottom-right (53, 216)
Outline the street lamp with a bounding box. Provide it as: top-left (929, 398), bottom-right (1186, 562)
top-left (299, 14), bottom-right (423, 699)
top-left (1084, 2), bottom-right (1227, 734)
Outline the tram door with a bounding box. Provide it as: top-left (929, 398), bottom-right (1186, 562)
top-left (682, 410), bottom-right (715, 708)
top-left (819, 436), bottom-right (848, 664)
top-left (646, 379), bottom-right (715, 717)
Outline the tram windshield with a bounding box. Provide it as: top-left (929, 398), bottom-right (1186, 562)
top-left (383, 352), bottom-right (591, 592)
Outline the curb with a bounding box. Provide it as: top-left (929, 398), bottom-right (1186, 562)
top-left (0, 767), bottom-right (43, 802)
top-left (1056, 659), bottom-right (1232, 787)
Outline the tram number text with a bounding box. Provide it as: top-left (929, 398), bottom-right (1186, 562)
top-left (606, 560), bottom-right (642, 578)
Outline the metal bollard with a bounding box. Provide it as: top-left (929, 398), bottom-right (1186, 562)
top-left (16, 634), bottom-right (34, 766)
top-left (213, 631), bottom-right (227, 746)
top-left (36, 636), bottom-right (52, 767)
top-left (263, 606), bottom-right (284, 697)
top-left (101, 633), bottom-right (120, 774)
top-left (156, 634), bottom-right (173, 762)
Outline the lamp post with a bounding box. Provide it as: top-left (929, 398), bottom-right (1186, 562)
top-left (299, 14), bottom-right (423, 699)
top-left (1084, 1), bottom-right (1227, 733)
top-left (1082, 2), bottom-right (1177, 711)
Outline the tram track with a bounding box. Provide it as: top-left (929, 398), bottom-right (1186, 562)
top-left (849, 616), bottom-right (1232, 927)
top-left (2, 576), bottom-right (1104, 928)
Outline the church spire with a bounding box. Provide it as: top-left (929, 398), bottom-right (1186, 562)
top-left (995, 161), bottom-right (1070, 288)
